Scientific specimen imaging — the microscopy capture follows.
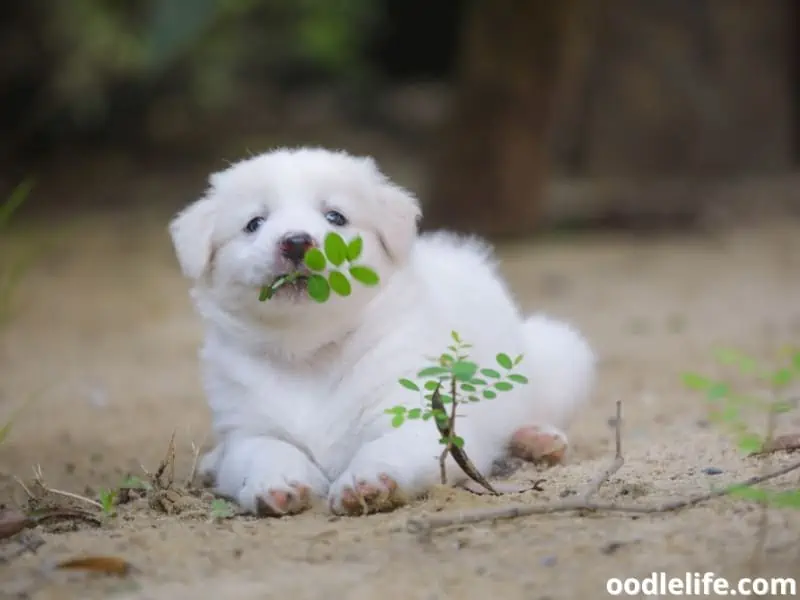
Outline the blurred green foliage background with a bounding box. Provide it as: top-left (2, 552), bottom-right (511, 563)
top-left (1, 0), bottom-right (405, 153)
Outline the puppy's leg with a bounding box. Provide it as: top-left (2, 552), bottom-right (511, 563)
top-left (210, 436), bottom-right (329, 516)
top-left (509, 314), bottom-right (596, 465)
top-left (328, 418), bottom-right (497, 516)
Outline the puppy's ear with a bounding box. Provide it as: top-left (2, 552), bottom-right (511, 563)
top-left (364, 159), bottom-right (421, 263)
top-left (373, 182), bottom-right (421, 263)
top-left (168, 195), bottom-right (217, 280)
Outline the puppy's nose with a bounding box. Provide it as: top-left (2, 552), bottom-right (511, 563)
top-left (279, 232), bottom-right (314, 264)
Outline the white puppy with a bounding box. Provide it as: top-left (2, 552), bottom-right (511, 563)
top-left (169, 147), bottom-right (595, 516)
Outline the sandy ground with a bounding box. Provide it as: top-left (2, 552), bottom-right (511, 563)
top-left (2, 204), bottom-right (800, 599)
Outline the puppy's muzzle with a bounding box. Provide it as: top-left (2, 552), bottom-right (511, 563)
top-left (279, 232), bottom-right (314, 265)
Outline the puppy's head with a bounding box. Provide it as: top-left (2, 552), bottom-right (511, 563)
top-left (169, 147), bottom-right (421, 323)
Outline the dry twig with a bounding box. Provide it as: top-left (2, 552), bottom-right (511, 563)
top-left (406, 400), bottom-right (800, 535)
top-left (185, 440), bottom-right (202, 488)
top-left (30, 465), bottom-right (103, 510)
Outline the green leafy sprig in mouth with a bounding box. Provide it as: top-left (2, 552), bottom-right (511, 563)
top-left (258, 272), bottom-right (310, 301)
top-left (258, 232), bottom-right (380, 303)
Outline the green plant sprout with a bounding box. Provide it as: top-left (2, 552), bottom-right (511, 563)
top-left (386, 331), bottom-right (529, 488)
top-left (210, 498), bottom-right (236, 520)
top-left (682, 346), bottom-right (800, 509)
top-left (0, 180), bottom-right (36, 447)
top-left (258, 231), bottom-right (380, 302)
top-left (96, 475), bottom-right (152, 516)
top-left (98, 489), bottom-right (117, 516)
top-left (0, 179), bottom-right (34, 327)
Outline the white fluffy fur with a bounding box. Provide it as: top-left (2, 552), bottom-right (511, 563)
top-left (168, 147), bottom-right (596, 515)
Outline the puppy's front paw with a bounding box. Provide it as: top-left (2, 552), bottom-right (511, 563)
top-left (327, 472), bottom-right (407, 516)
top-left (240, 480), bottom-right (314, 517)
top-left (213, 437), bottom-right (329, 517)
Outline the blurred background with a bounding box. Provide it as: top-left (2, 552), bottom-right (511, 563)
top-left (2, 4), bottom-right (800, 586)
top-left (2, 0), bottom-right (799, 234)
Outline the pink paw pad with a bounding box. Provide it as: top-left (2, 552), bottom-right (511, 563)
top-left (255, 483), bottom-right (312, 517)
top-left (337, 474), bottom-right (402, 516)
top-left (509, 426), bottom-right (568, 465)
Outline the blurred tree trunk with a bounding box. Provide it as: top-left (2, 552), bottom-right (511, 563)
top-left (549, 0), bottom-right (794, 179)
top-left (423, 0), bottom-right (575, 237)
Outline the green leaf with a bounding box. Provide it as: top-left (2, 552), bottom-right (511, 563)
top-left (391, 414), bottom-right (405, 428)
top-left (468, 395), bottom-right (481, 403)
top-left (469, 378), bottom-right (487, 386)
top-left (328, 270), bottom-right (352, 297)
top-left (496, 353), bottom-right (513, 370)
top-left (460, 383), bottom-right (476, 392)
top-left (772, 400), bottom-right (794, 414)
top-left (385, 406), bottom-right (407, 415)
top-left (793, 351), bottom-right (800, 373)
top-left (450, 435), bottom-right (465, 448)
top-left (770, 490), bottom-right (800, 509)
top-left (513, 354), bottom-right (524, 366)
top-left (737, 433), bottom-right (764, 455)
top-left (307, 274), bottom-right (330, 303)
top-left (398, 379), bottom-right (420, 392)
top-left (348, 265), bottom-right (380, 286)
top-left (483, 389), bottom-right (497, 400)
top-left (346, 236), bottom-right (363, 262)
top-left (494, 381), bottom-right (514, 392)
top-left (714, 348), bottom-right (757, 374)
top-left (258, 286), bottom-right (272, 301)
top-left (439, 353), bottom-right (455, 366)
top-left (0, 179), bottom-right (34, 229)
top-left (682, 372), bottom-right (711, 391)
top-left (120, 476), bottom-right (150, 490)
top-left (451, 361), bottom-right (478, 382)
top-left (728, 485), bottom-right (771, 504)
top-left (422, 411), bottom-right (433, 421)
top-left (508, 374), bottom-right (529, 384)
top-left (433, 409), bottom-right (449, 422)
top-left (0, 420), bottom-right (12, 445)
top-left (771, 368), bottom-right (793, 388)
top-left (706, 382), bottom-right (730, 401)
top-left (437, 394), bottom-right (453, 404)
top-left (418, 366), bottom-right (449, 378)
top-left (407, 408), bottom-right (422, 419)
top-left (304, 248), bottom-right (327, 271)
top-left (324, 232), bottom-right (348, 267)
top-left (718, 405), bottom-right (740, 424)
top-left (438, 437), bottom-right (449, 445)
top-left (424, 380), bottom-right (440, 391)
top-left (480, 368), bottom-right (501, 379)
top-left (451, 331), bottom-right (461, 343)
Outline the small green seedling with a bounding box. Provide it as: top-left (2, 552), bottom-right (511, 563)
top-left (97, 475), bottom-right (151, 516)
top-left (98, 489), bottom-right (117, 516)
top-left (387, 331), bottom-right (529, 486)
top-left (259, 232), bottom-right (380, 302)
top-left (682, 345), bottom-right (800, 509)
top-left (210, 498), bottom-right (236, 519)
top-left (120, 475), bottom-right (151, 492)
top-left (0, 179), bottom-right (34, 327)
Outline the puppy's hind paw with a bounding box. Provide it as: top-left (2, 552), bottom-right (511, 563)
top-left (509, 425), bottom-right (568, 466)
top-left (328, 473), bottom-right (406, 516)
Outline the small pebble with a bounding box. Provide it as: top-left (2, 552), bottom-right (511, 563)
top-left (541, 555), bottom-right (558, 567)
top-left (702, 467), bottom-right (723, 475)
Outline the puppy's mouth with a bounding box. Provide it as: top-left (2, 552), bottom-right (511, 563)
top-left (258, 272), bottom-right (310, 301)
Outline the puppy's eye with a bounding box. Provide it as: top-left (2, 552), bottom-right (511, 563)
top-left (244, 216), bottom-right (265, 234)
top-left (325, 210), bottom-right (348, 227)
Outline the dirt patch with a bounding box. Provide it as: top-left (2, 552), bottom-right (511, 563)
top-left (2, 206), bottom-right (800, 599)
